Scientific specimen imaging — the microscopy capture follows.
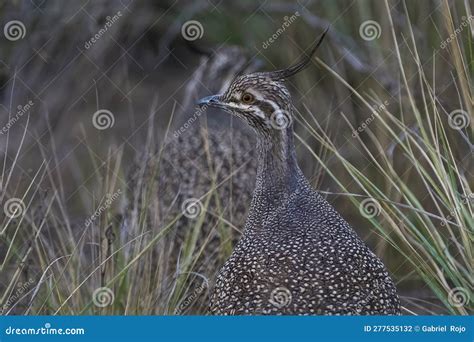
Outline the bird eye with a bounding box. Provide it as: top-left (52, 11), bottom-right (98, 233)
top-left (241, 92), bottom-right (255, 104)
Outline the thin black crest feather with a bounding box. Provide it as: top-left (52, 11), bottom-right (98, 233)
top-left (264, 26), bottom-right (329, 80)
top-left (224, 27), bottom-right (329, 93)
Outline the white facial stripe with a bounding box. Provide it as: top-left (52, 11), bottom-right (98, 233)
top-left (265, 98), bottom-right (281, 113)
top-left (245, 89), bottom-right (264, 101)
top-left (238, 90), bottom-right (267, 119)
top-left (253, 107), bottom-right (267, 119)
top-left (228, 101), bottom-right (250, 111)
top-left (246, 88), bottom-right (282, 114)
top-left (227, 87), bottom-right (286, 123)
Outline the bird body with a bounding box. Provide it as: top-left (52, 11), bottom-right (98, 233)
top-left (210, 135), bottom-right (400, 315)
top-left (200, 30), bottom-right (401, 315)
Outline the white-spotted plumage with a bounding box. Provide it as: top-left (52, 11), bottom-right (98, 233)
top-left (203, 31), bottom-right (401, 315)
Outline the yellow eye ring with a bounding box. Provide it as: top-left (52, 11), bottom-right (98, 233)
top-left (241, 92), bottom-right (255, 104)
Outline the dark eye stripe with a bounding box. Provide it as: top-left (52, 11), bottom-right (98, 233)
top-left (254, 100), bottom-right (278, 117)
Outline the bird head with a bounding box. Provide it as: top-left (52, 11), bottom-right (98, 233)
top-left (197, 29), bottom-right (328, 137)
top-left (180, 44), bottom-right (263, 121)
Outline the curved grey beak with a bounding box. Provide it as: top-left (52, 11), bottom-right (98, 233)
top-left (197, 94), bottom-right (221, 107)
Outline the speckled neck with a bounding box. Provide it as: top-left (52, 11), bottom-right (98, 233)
top-left (253, 123), bottom-right (305, 204)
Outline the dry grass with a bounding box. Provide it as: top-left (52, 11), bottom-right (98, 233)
top-left (0, 0), bottom-right (472, 315)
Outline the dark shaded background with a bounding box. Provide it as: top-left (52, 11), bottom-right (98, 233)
top-left (0, 0), bottom-right (472, 315)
